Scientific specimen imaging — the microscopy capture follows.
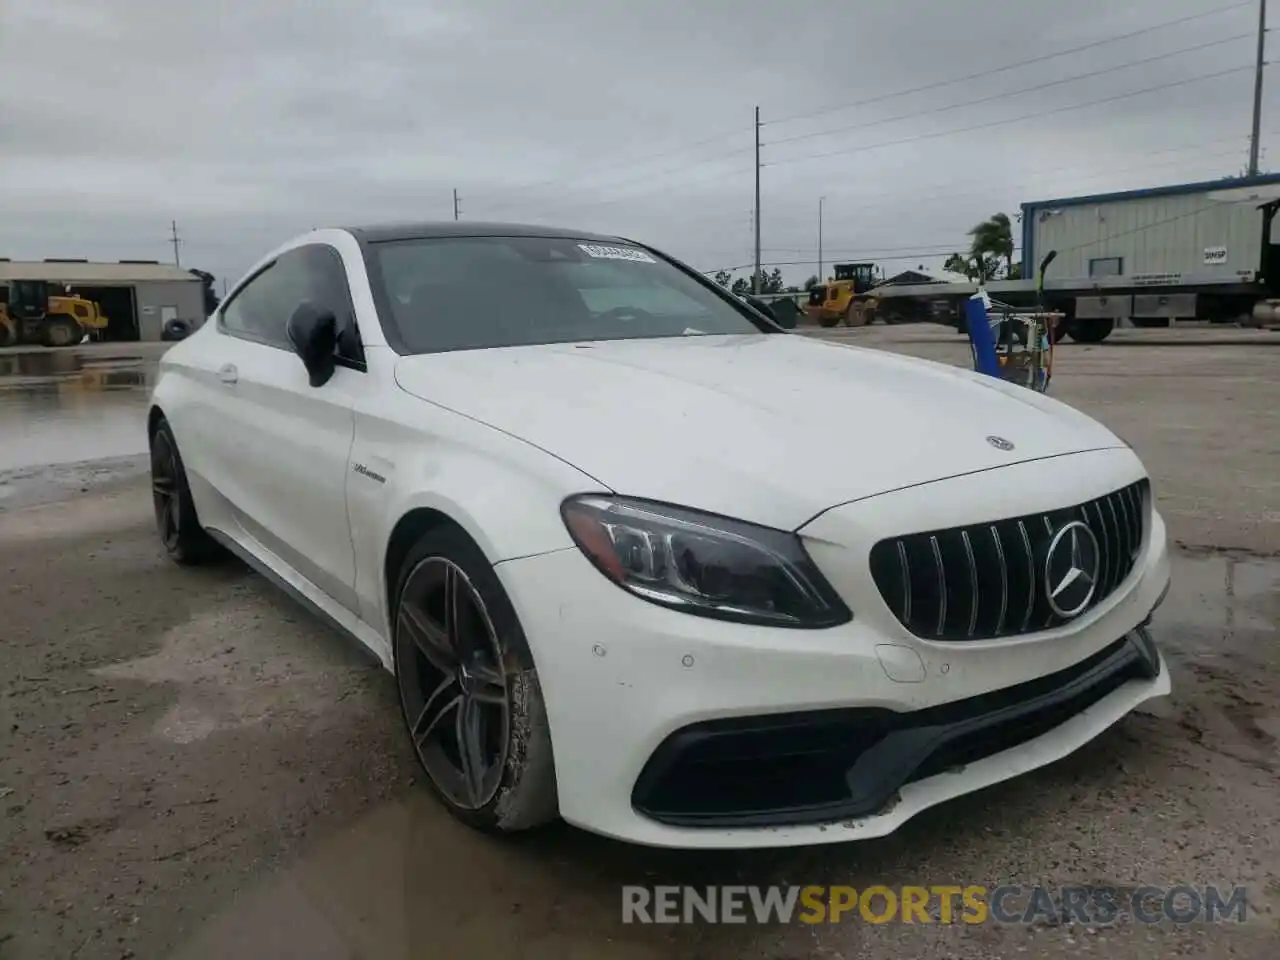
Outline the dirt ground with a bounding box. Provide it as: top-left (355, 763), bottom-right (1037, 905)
top-left (1, 328), bottom-right (1278, 959)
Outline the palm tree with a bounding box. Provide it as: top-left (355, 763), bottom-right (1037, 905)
top-left (968, 213), bottom-right (1015, 278)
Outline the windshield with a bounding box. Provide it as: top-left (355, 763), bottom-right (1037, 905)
top-left (366, 235), bottom-right (772, 353)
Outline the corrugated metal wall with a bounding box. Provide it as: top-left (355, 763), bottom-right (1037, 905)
top-left (1030, 189), bottom-right (1266, 280)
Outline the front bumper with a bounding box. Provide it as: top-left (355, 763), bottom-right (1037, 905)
top-left (497, 450), bottom-right (1171, 848)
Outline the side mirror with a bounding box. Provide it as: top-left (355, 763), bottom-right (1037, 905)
top-left (1039, 250), bottom-right (1058, 276)
top-left (286, 303), bottom-right (338, 387)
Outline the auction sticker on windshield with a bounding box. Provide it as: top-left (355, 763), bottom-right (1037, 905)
top-left (578, 243), bottom-right (657, 263)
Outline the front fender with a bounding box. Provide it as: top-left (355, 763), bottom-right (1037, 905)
top-left (346, 379), bottom-right (609, 640)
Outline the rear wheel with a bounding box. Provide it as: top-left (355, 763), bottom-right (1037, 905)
top-left (393, 526), bottom-right (558, 833)
top-left (150, 419), bottom-right (220, 565)
top-left (1065, 318), bottom-right (1114, 343)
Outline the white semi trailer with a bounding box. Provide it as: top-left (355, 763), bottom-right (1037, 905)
top-left (855, 174), bottom-right (1280, 342)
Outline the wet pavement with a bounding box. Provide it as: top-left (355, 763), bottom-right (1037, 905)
top-left (1, 331), bottom-right (1278, 959)
top-left (0, 345), bottom-right (160, 475)
top-left (160, 548), bottom-right (1280, 960)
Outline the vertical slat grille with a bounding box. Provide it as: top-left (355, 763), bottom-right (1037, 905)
top-left (869, 480), bottom-right (1149, 641)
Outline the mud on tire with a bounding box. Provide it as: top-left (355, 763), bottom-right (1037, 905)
top-left (392, 526), bottom-right (558, 833)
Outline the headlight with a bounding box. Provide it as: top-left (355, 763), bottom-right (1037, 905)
top-left (560, 495), bottom-right (851, 629)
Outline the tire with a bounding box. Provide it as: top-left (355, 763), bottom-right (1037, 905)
top-left (392, 526), bottom-right (558, 834)
top-left (1065, 318), bottom-right (1114, 343)
top-left (42, 315), bottom-right (83, 347)
top-left (150, 418), bottom-right (221, 565)
top-left (817, 314), bottom-right (840, 329)
top-left (844, 301), bottom-right (870, 327)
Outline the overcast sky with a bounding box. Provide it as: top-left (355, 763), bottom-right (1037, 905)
top-left (1, 0), bottom-right (1275, 287)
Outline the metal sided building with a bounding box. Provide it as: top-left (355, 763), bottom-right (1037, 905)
top-left (0, 259), bottom-right (206, 341)
top-left (1020, 173), bottom-right (1280, 316)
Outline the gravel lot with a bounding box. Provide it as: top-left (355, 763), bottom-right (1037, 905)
top-left (1, 328), bottom-right (1277, 960)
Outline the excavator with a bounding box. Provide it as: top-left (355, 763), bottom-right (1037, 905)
top-left (0, 280), bottom-right (109, 347)
top-left (804, 263), bottom-right (883, 328)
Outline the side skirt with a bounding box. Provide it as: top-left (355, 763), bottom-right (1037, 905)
top-left (205, 526), bottom-right (393, 673)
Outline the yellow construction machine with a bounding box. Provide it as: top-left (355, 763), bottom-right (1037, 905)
top-left (804, 262), bottom-right (885, 328)
top-left (0, 280), bottom-right (109, 347)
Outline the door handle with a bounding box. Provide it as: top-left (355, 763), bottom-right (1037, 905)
top-left (217, 363), bottom-right (239, 384)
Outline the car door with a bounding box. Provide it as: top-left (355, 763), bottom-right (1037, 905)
top-left (208, 244), bottom-right (364, 612)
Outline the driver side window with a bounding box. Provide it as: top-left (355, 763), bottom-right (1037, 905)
top-left (219, 245), bottom-right (364, 367)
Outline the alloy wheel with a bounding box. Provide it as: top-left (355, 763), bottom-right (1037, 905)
top-left (150, 432), bottom-right (181, 551)
top-left (397, 557), bottom-right (510, 811)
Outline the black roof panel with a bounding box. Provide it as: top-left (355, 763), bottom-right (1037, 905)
top-left (344, 221), bottom-right (629, 244)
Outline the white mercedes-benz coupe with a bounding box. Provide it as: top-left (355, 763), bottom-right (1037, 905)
top-left (148, 223), bottom-right (1171, 849)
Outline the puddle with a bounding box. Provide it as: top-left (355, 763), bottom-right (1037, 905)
top-left (1154, 551), bottom-right (1280, 660)
top-left (0, 350), bottom-right (150, 379)
top-left (0, 348), bottom-right (155, 472)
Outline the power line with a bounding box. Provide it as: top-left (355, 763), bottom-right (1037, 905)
top-left (762, 0), bottom-right (1253, 128)
top-left (745, 136), bottom-right (1264, 235)
top-left (483, 130), bottom-right (1266, 232)
top-left (764, 64), bottom-right (1255, 168)
top-left (691, 131), bottom-right (1258, 232)
top-left (477, 43), bottom-right (1258, 221)
top-left (763, 32), bottom-right (1252, 149)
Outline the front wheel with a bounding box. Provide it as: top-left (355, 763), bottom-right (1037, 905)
top-left (393, 526), bottom-right (558, 833)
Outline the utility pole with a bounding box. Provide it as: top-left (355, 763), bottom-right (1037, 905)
top-left (169, 220), bottom-right (182, 268)
top-left (1249, 0), bottom-right (1268, 176)
top-left (817, 196), bottom-right (826, 283)
top-left (753, 106), bottom-right (762, 294)
top-left (453, 189), bottom-right (461, 221)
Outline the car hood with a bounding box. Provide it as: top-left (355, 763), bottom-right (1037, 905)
top-left (393, 334), bottom-right (1124, 530)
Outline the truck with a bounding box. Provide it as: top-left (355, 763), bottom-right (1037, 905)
top-left (817, 173), bottom-right (1280, 342)
top-left (0, 279), bottom-right (109, 347)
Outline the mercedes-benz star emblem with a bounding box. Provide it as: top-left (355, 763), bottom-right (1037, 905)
top-left (986, 435), bottom-right (1015, 451)
top-left (1044, 520), bottom-right (1101, 619)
